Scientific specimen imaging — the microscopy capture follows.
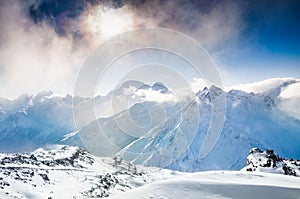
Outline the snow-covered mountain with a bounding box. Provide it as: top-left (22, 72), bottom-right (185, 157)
top-left (0, 78), bottom-right (300, 172)
top-left (0, 91), bottom-right (76, 152)
top-left (0, 80), bottom-right (176, 152)
top-left (0, 146), bottom-right (299, 199)
top-left (73, 78), bottom-right (300, 171)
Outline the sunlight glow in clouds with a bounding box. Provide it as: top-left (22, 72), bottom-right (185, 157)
top-left (0, 0), bottom-right (244, 98)
top-left (84, 6), bottom-right (135, 39)
top-left (1, 0), bottom-right (299, 99)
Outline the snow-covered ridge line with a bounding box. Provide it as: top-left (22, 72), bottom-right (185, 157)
top-left (0, 145), bottom-right (94, 170)
top-left (0, 145), bottom-right (162, 198)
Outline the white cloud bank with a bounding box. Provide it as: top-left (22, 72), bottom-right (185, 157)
top-left (225, 78), bottom-right (299, 94)
top-left (0, 1), bottom-right (84, 99)
top-left (225, 77), bottom-right (300, 120)
top-left (0, 0), bottom-right (245, 99)
top-left (133, 89), bottom-right (178, 104)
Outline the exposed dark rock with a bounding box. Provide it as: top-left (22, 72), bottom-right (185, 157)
top-left (245, 148), bottom-right (300, 177)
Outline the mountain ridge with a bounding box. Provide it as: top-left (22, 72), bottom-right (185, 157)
top-left (0, 78), bottom-right (299, 172)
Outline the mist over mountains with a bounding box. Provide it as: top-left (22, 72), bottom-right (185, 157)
top-left (0, 78), bottom-right (299, 172)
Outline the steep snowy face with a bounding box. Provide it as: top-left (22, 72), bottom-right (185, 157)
top-left (76, 100), bottom-right (182, 158)
top-left (166, 79), bottom-right (300, 171)
top-left (175, 85), bottom-right (300, 171)
top-left (76, 79), bottom-right (300, 171)
top-left (242, 148), bottom-right (300, 177)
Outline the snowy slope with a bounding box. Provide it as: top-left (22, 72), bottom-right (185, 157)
top-left (0, 81), bottom-right (176, 152)
top-left (110, 171), bottom-right (300, 199)
top-left (0, 92), bottom-right (77, 152)
top-left (0, 78), bottom-right (300, 172)
top-left (75, 78), bottom-right (300, 171)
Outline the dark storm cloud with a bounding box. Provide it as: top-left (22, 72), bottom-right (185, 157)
top-left (24, 0), bottom-right (243, 50)
top-left (12, 0), bottom-right (300, 51)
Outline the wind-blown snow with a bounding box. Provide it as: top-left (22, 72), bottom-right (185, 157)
top-left (225, 78), bottom-right (299, 94)
top-left (277, 82), bottom-right (300, 120)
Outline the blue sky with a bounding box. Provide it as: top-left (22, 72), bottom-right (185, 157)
top-left (218, 0), bottom-right (300, 85)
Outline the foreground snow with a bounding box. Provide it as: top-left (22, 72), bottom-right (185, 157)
top-left (0, 146), bottom-right (300, 199)
top-left (111, 171), bottom-right (300, 199)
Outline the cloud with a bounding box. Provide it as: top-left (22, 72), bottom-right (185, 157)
top-left (278, 82), bottom-right (300, 120)
top-left (133, 89), bottom-right (178, 104)
top-left (0, 1), bottom-right (85, 98)
top-left (37, 0), bottom-right (243, 50)
top-left (225, 78), bottom-right (299, 93)
top-left (279, 82), bottom-right (300, 99)
top-left (124, 0), bottom-right (243, 51)
top-left (224, 77), bottom-right (300, 120)
top-left (190, 78), bottom-right (213, 92)
top-left (0, 0), bottom-right (245, 98)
